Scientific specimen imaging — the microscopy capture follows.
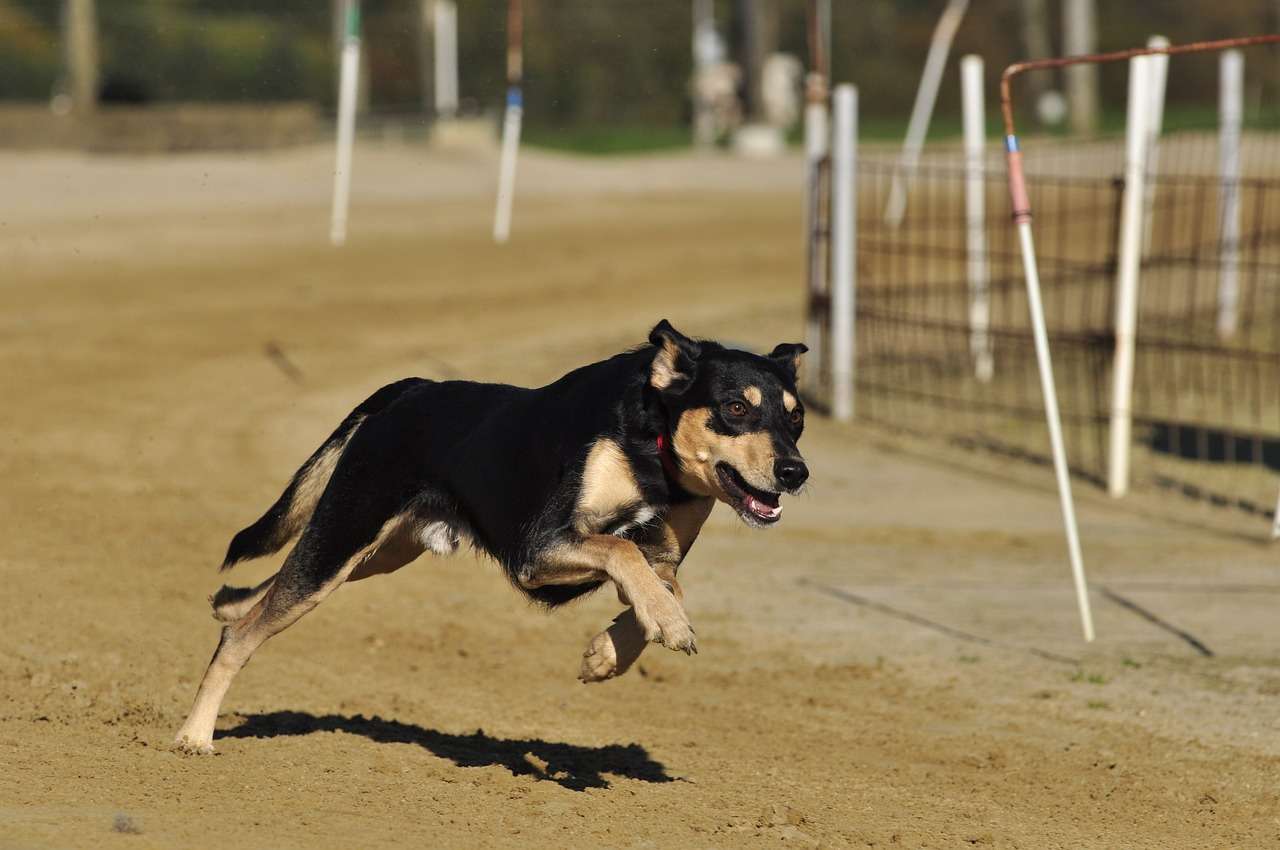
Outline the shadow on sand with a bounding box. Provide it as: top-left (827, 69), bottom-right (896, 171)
top-left (217, 710), bottom-right (675, 791)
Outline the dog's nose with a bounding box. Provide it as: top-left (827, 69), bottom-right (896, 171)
top-left (774, 457), bottom-right (809, 490)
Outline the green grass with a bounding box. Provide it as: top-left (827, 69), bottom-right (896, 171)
top-left (522, 124), bottom-right (692, 156)
top-left (1070, 670), bottom-right (1109, 685)
top-left (519, 103), bottom-right (1280, 156)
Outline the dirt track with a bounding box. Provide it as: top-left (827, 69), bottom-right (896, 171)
top-left (2, 145), bottom-right (1278, 849)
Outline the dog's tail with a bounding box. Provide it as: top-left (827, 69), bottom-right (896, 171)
top-left (220, 378), bottom-right (428, 572)
top-left (210, 574), bottom-right (277, 622)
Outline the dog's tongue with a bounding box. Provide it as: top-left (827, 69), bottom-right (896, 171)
top-left (746, 496), bottom-right (782, 520)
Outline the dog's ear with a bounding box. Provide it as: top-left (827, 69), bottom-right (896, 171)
top-left (648, 319), bottom-right (701, 395)
top-left (769, 342), bottom-right (808, 383)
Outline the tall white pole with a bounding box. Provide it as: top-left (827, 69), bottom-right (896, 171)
top-left (1217, 49), bottom-right (1244, 339)
top-left (830, 84), bottom-right (857, 422)
top-left (493, 0), bottom-right (523, 244)
top-left (1107, 56), bottom-right (1153, 499)
top-left (1142, 36), bottom-right (1169, 256)
top-left (492, 95), bottom-right (522, 244)
top-left (961, 54), bottom-right (992, 382)
top-left (884, 0), bottom-right (969, 227)
top-left (330, 0), bottom-right (361, 247)
top-left (801, 72), bottom-right (829, 398)
top-left (433, 0), bottom-right (459, 118)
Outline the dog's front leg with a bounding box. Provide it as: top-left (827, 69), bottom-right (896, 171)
top-left (522, 536), bottom-right (695, 654)
top-left (580, 566), bottom-right (686, 683)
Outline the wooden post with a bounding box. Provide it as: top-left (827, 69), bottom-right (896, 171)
top-left (64, 0), bottom-right (98, 115)
top-left (1062, 0), bottom-right (1099, 135)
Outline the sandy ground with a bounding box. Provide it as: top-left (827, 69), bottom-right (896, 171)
top-left (1, 144), bottom-right (1279, 849)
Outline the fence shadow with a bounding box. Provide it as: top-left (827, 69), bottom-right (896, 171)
top-left (217, 710), bottom-right (675, 791)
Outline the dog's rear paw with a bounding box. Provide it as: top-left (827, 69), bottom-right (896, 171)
top-left (579, 631), bottom-right (620, 683)
top-left (172, 735), bottom-right (216, 756)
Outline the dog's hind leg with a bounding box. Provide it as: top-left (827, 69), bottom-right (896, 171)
top-left (175, 478), bottom-right (421, 753)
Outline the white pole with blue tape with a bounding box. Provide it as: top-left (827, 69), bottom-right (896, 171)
top-left (330, 0), bottom-right (361, 247)
top-left (493, 0), bottom-right (523, 244)
top-left (1005, 129), bottom-right (1095, 642)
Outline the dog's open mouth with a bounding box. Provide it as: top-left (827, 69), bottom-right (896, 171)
top-left (715, 462), bottom-right (782, 524)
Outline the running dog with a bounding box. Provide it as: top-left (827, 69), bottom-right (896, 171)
top-left (175, 321), bottom-right (808, 753)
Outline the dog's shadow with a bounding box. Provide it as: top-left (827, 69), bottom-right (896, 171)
top-left (217, 711), bottom-right (675, 791)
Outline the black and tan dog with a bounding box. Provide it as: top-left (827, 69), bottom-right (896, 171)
top-left (175, 321), bottom-right (808, 753)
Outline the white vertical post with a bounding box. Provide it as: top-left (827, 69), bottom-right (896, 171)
top-left (1141, 36), bottom-right (1169, 255)
top-left (492, 92), bottom-right (522, 244)
top-left (330, 0), bottom-right (361, 247)
top-left (1217, 49), bottom-right (1244, 339)
top-left (433, 0), bottom-right (459, 118)
top-left (493, 0), bottom-right (523, 245)
top-left (961, 54), bottom-right (992, 382)
top-left (802, 92), bottom-right (829, 392)
top-left (831, 84), bottom-right (857, 422)
top-left (884, 0), bottom-right (970, 226)
top-left (1271, 482), bottom-right (1280, 540)
top-left (1107, 55), bottom-right (1153, 499)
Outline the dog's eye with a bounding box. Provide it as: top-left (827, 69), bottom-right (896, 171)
top-left (725, 401), bottom-right (747, 417)
top-left (790, 409), bottom-right (804, 427)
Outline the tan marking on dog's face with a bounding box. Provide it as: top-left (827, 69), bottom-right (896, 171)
top-left (574, 438), bottom-right (644, 535)
top-left (671, 407), bottom-right (777, 497)
top-left (782, 390), bottom-right (798, 412)
top-left (649, 337), bottom-right (687, 391)
top-left (743, 385), bottom-right (762, 407)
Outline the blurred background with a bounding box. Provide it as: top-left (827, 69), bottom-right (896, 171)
top-left (4, 4), bottom-right (1280, 847)
top-left (3, 0), bottom-right (1280, 153)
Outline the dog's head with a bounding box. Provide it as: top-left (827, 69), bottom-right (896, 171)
top-left (648, 320), bottom-right (809, 527)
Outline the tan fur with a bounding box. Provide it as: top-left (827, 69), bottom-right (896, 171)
top-left (672, 407), bottom-right (777, 496)
top-left (282, 424), bottom-right (360, 540)
top-left (782, 390), bottom-right (798, 412)
top-left (743, 385), bottom-right (762, 406)
top-left (648, 337), bottom-right (688, 391)
top-left (518, 535), bottom-right (694, 653)
top-left (581, 497), bottom-right (713, 682)
top-left (573, 438), bottom-right (644, 535)
top-left (346, 514), bottom-right (428, 582)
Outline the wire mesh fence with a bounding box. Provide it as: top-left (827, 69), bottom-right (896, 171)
top-left (851, 131), bottom-right (1280, 529)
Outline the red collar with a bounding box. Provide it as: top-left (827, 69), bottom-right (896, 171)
top-left (655, 431), bottom-right (683, 483)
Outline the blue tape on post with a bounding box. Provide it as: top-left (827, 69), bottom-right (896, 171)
top-left (1005, 134), bottom-right (1020, 153)
top-left (507, 87), bottom-right (523, 108)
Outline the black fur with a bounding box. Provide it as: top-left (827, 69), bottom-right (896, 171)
top-left (218, 322), bottom-right (807, 609)
top-left (221, 378), bottom-right (427, 569)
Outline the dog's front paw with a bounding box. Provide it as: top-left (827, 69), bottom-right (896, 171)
top-left (634, 591), bottom-right (697, 655)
